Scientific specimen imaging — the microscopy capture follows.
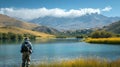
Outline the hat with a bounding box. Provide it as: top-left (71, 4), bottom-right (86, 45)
top-left (24, 37), bottom-right (30, 41)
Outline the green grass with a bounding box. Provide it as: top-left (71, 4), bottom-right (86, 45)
top-left (85, 38), bottom-right (120, 44)
top-left (30, 58), bottom-right (120, 67)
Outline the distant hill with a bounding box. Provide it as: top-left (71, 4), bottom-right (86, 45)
top-left (0, 26), bottom-right (54, 38)
top-left (104, 21), bottom-right (120, 34)
top-left (30, 14), bottom-right (120, 30)
top-left (32, 26), bottom-right (60, 34)
top-left (0, 14), bottom-right (59, 35)
top-left (0, 14), bottom-right (38, 30)
top-left (0, 14), bottom-right (56, 38)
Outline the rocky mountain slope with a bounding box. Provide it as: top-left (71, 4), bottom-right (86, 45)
top-left (30, 14), bottom-right (120, 30)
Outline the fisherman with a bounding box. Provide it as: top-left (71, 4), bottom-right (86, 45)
top-left (20, 37), bottom-right (32, 67)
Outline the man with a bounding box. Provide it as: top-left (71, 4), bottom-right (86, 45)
top-left (20, 37), bottom-right (32, 67)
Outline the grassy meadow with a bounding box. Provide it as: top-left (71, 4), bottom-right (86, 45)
top-left (30, 58), bottom-right (120, 67)
top-left (85, 38), bottom-right (120, 44)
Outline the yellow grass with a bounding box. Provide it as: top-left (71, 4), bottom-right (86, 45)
top-left (85, 38), bottom-right (120, 44)
top-left (0, 27), bottom-right (55, 38)
top-left (30, 58), bottom-right (120, 67)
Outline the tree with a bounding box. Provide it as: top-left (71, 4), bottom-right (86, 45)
top-left (90, 30), bottom-right (113, 38)
top-left (2, 33), bottom-right (8, 39)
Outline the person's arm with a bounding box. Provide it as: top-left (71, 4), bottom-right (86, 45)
top-left (29, 42), bottom-right (33, 53)
top-left (20, 43), bottom-right (24, 53)
top-left (29, 42), bottom-right (32, 50)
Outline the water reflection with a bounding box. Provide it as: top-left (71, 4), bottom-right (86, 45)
top-left (32, 38), bottom-right (80, 44)
top-left (0, 40), bottom-right (23, 45)
top-left (0, 38), bottom-right (81, 45)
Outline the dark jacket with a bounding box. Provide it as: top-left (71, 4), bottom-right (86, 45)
top-left (21, 40), bottom-right (32, 53)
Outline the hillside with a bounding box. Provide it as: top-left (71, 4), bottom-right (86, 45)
top-left (0, 14), bottom-right (59, 35)
top-left (30, 14), bottom-right (120, 30)
top-left (104, 21), bottom-right (120, 34)
top-left (0, 14), bottom-right (55, 38)
top-left (32, 26), bottom-right (60, 34)
top-left (0, 14), bottom-right (38, 30)
top-left (0, 26), bottom-right (55, 38)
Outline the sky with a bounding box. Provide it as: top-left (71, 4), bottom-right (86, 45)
top-left (0, 0), bottom-right (119, 20)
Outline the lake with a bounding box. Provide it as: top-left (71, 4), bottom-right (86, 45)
top-left (0, 38), bottom-right (120, 67)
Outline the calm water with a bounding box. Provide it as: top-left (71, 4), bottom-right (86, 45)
top-left (0, 38), bottom-right (120, 67)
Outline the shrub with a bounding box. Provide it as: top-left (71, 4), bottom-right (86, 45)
top-left (90, 30), bottom-right (113, 38)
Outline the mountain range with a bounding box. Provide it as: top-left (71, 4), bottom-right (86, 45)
top-left (1, 13), bottom-right (120, 37)
top-left (30, 14), bottom-right (120, 31)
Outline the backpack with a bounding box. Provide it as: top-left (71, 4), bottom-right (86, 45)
top-left (21, 42), bottom-right (30, 52)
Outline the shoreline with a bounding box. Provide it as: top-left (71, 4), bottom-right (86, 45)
top-left (30, 58), bottom-right (120, 67)
top-left (84, 37), bottom-right (120, 44)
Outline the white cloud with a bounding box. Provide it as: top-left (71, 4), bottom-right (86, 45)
top-left (102, 6), bottom-right (112, 11)
top-left (0, 7), bottom-right (111, 20)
